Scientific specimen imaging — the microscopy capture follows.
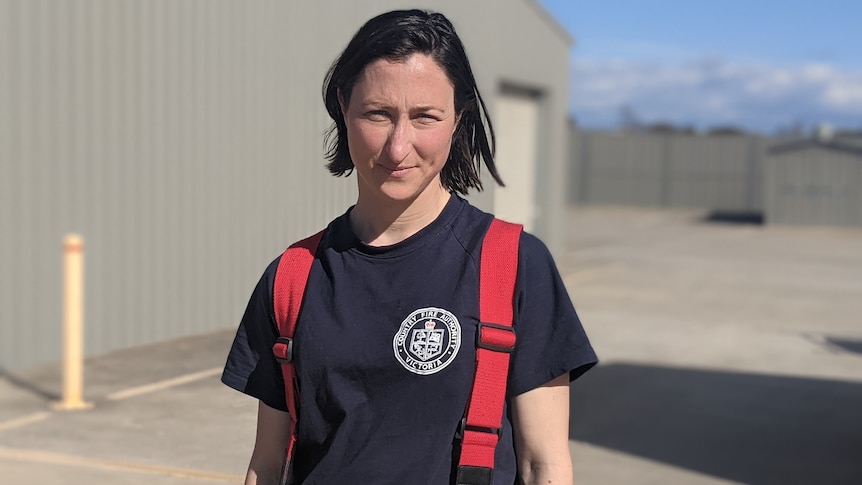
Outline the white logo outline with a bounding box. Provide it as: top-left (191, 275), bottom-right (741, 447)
top-left (393, 307), bottom-right (461, 375)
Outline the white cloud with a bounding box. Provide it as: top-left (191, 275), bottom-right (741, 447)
top-left (823, 76), bottom-right (862, 109)
top-left (569, 57), bottom-right (862, 132)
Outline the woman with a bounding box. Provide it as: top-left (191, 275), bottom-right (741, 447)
top-left (222, 9), bottom-right (596, 485)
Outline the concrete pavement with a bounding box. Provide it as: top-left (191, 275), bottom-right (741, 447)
top-left (563, 208), bottom-right (862, 484)
top-left (2, 206), bottom-right (861, 484)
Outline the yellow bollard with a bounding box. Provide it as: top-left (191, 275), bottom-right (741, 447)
top-left (53, 234), bottom-right (92, 410)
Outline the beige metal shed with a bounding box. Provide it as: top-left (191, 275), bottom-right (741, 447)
top-left (1, 0), bottom-right (572, 371)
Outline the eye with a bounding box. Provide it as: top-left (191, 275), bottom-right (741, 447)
top-left (365, 110), bottom-right (390, 121)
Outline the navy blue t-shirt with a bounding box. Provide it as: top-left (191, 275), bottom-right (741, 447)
top-left (222, 195), bottom-right (597, 484)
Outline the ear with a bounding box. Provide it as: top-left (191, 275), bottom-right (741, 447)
top-left (453, 112), bottom-right (462, 136)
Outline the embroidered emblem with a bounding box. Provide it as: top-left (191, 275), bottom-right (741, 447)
top-left (393, 307), bottom-right (461, 375)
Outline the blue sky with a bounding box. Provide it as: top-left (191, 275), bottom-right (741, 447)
top-left (537, 0), bottom-right (862, 133)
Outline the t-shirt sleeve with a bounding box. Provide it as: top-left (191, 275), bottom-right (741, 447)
top-left (221, 257), bottom-right (288, 411)
top-left (507, 232), bottom-right (598, 397)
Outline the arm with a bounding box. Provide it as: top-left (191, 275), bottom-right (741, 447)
top-left (510, 373), bottom-right (574, 485)
top-left (245, 401), bottom-right (291, 485)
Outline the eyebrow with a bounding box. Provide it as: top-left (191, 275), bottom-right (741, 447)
top-left (412, 105), bottom-right (446, 113)
top-left (358, 102), bottom-right (446, 113)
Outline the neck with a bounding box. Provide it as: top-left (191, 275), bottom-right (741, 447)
top-left (350, 184), bottom-right (451, 247)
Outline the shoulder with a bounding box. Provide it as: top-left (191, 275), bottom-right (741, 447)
top-left (517, 230), bottom-right (554, 267)
top-left (446, 200), bottom-right (555, 268)
top-left (262, 253), bottom-right (282, 282)
top-left (444, 196), bottom-right (495, 256)
top-left (481, 217), bottom-right (554, 267)
top-left (263, 223), bottom-right (336, 303)
top-left (253, 252), bottom-right (283, 308)
top-left (512, 229), bottom-right (565, 302)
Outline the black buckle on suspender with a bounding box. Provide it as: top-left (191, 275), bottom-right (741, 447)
top-left (476, 322), bottom-right (516, 353)
top-left (455, 417), bottom-right (501, 441)
top-left (272, 336), bottom-right (294, 364)
top-left (454, 418), bottom-right (497, 485)
top-left (455, 465), bottom-right (493, 485)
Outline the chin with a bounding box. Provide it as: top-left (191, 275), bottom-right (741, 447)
top-left (370, 179), bottom-right (445, 204)
top-left (376, 184), bottom-right (425, 202)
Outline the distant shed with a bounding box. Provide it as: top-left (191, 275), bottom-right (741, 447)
top-left (765, 140), bottom-right (862, 227)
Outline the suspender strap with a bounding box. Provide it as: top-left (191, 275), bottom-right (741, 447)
top-left (271, 221), bottom-right (520, 485)
top-left (271, 230), bottom-right (325, 485)
top-left (456, 219), bottom-right (522, 485)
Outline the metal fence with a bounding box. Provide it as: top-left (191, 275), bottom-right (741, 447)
top-left (567, 129), bottom-right (862, 228)
top-left (568, 130), bottom-right (765, 212)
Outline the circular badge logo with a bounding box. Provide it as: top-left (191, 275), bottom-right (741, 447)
top-left (393, 307), bottom-right (461, 375)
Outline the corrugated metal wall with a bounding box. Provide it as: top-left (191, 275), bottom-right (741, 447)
top-left (570, 132), bottom-right (665, 206)
top-left (1, 0), bottom-right (357, 371)
top-left (1, 0), bottom-right (571, 371)
top-left (666, 135), bottom-right (763, 210)
top-left (765, 147), bottom-right (862, 227)
top-left (568, 129), bottom-right (764, 212)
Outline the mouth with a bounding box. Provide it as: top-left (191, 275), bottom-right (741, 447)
top-left (381, 165), bottom-right (415, 177)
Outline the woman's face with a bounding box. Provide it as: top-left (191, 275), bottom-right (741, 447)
top-left (341, 53), bottom-right (459, 205)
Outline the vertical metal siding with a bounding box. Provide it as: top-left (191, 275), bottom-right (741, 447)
top-left (568, 127), bottom-right (861, 227)
top-left (568, 128), bottom-right (765, 213)
top-left (766, 148), bottom-right (862, 227)
top-left (2, 0), bottom-right (570, 371)
top-left (667, 135), bottom-right (756, 210)
top-left (570, 131), bottom-right (665, 206)
top-left (1, 1), bottom-right (357, 371)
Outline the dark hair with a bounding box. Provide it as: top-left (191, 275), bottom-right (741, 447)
top-left (322, 9), bottom-right (503, 195)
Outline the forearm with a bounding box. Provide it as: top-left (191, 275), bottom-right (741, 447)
top-left (518, 459), bottom-right (574, 485)
top-left (512, 374), bottom-right (574, 485)
top-left (245, 401), bottom-right (291, 485)
top-left (244, 464), bottom-right (283, 485)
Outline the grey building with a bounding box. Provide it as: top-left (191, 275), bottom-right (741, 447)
top-left (1, 0), bottom-right (572, 371)
top-left (568, 127), bottom-right (862, 228)
top-left (568, 129), bottom-right (764, 213)
top-left (765, 140), bottom-right (862, 227)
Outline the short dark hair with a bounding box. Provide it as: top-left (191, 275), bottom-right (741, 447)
top-left (322, 9), bottom-right (503, 195)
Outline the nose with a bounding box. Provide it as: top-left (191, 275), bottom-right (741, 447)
top-left (385, 118), bottom-right (411, 163)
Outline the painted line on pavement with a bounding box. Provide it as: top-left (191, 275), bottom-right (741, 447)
top-left (107, 367), bottom-right (223, 401)
top-left (0, 446), bottom-right (243, 482)
top-left (0, 412), bottom-right (52, 433)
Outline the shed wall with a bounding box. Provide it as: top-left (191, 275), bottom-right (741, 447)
top-left (765, 149), bottom-right (862, 227)
top-left (1, 0), bottom-right (570, 370)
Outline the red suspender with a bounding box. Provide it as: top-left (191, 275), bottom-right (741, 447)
top-left (271, 230), bottom-right (325, 485)
top-left (271, 219), bottom-right (522, 485)
top-left (456, 218), bottom-right (523, 485)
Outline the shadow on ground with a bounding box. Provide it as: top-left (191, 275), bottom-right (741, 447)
top-left (701, 210), bottom-right (764, 225)
top-left (569, 363), bottom-right (862, 485)
top-left (0, 368), bottom-right (59, 401)
top-left (824, 337), bottom-right (862, 357)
